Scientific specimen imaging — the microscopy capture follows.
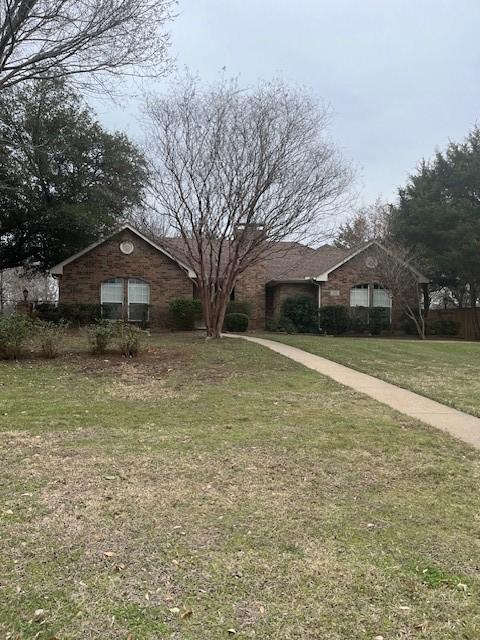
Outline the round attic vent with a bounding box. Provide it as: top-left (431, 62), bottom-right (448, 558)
top-left (365, 256), bottom-right (378, 269)
top-left (120, 240), bottom-right (134, 255)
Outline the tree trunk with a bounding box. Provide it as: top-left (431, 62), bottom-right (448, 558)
top-left (470, 283), bottom-right (480, 337)
top-left (422, 283), bottom-right (430, 318)
top-left (200, 282), bottom-right (230, 339)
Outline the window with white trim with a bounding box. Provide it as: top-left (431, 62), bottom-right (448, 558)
top-left (101, 278), bottom-right (124, 320)
top-left (372, 284), bottom-right (391, 308)
top-left (350, 283), bottom-right (369, 307)
top-left (128, 278), bottom-right (150, 322)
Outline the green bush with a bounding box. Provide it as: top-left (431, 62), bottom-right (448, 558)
top-left (34, 320), bottom-right (68, 358)
top-left (223, 312), bottom-right (249, 332)
top-left (349, 307), bottom-right (369, 334)
top-left (280, 295), bottom-right (318, 333)
top-left (368, 307), bottom-right (391, 335)
top-left (87, 320), bottom-right (116, 354)
top-left (266, 316), bottom-right (297, 333)
top-left (36, 303), bottom-right (102, 326)
top-left (226, 300), bottom-right (252, 317)
top-left (319, 305), bottom-right (351, 335)
top-left (116, 322), bottom-right (145, 357)
top-left (426, 318), bottom-right (460, 336)
top-left (168, 299), bottom-right (202, 330)
top-left (0, 315), bottom-right (33, 359)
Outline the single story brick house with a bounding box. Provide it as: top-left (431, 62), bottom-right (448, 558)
top-left (50, 224), bottom-right (429, 330)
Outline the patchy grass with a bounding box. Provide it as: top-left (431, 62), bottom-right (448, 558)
top-left (1, 333), bottom-right (480, 639)
top-left (262, 334), bottom-right (480, 417)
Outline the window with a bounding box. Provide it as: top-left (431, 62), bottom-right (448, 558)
top-left (101, 278), bottom-right (124, 320)
top-left (128, 278), bottom-right (150, 322)
top-left (372, 284), bottom-right (391, 308)
top-left (350, 283), bottom-right (369, 307)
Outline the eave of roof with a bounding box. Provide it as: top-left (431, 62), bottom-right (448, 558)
top-left (266, 278), bottom-right (319, 285)
top-left (49, 224), bottom-right (197, 279)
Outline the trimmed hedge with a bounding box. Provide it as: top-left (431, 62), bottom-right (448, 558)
top-left (168, 299), bottom-right (202, 330)
top-left (368, 307), bottom-right (391, 335)
top-left (280, 295), bottom-right (318, 333)
top-left (35, 302), bottom-right (102, 326)
top-left (226, 300), bottom-right (252, 317)
top-left (266, 316), bottom-right (297, 333)
top-left (319, 305), bottom-right (351, 335)
top-left (223, 312), bottom-right (249, 332)
top-left (427, 318), bottom-right (460, 336)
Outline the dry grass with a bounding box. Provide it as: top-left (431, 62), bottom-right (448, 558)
top-left (1, 334), bottom-right (480, 639)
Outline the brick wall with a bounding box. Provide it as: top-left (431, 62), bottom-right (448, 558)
top-left (235, 261), bottom-right (266, 330)
top-left (58, 230), bottom-right (193, 328)
top-left (319, 245), bottom-right (416, 325)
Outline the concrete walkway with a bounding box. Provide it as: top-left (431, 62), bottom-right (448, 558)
top-left (229, 334), bottom-right (480, 449)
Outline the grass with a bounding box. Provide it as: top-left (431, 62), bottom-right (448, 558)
top-left (261, 334), bottom-right (480, 417)
top-left (1, 333), bottom-right (480, 638)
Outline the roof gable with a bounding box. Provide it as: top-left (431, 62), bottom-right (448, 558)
top-left (313, 239), bottom-right (429, 283)
top-left (50, 224), bottom-right (196, 278)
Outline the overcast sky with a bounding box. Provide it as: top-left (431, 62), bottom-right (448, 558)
top-left (94, 0), bottom-right (480, 209)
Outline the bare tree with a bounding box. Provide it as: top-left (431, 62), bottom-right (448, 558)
top-left (145, 76), bottom-right (354, 338)
top-left (0, 0), bottom-right (174, 90)
top-left (335, 197), bottom-right (392, 249)
top-left (373, 243), bottom-right (427, 339)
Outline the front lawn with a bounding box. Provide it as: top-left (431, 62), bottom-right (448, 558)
top-left (262, 334), bottom-right (480, 417)
top-left (1, 334), bottom-right (480, 639)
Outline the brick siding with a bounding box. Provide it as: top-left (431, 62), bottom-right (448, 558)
top-left (58, 230), bottom-right (193, 328)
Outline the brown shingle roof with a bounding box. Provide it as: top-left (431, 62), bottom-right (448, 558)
top-left (157, 236), bottom-right (348, 282)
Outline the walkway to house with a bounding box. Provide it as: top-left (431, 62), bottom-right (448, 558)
top-left (228, 334), bottom-right (480, 449)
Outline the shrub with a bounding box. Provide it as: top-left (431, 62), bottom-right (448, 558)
top-left (319, 305), bottom-right (350, 335)
top-left (280, 295), bottom-right (318, 333)
top-left (34, 320), bottom-right (68, 358)
top-left (36, 302), bottom-right (102, 326)
top-left (349, 307), bottom-right (369, 334)
top-left (426, 318), bottom-right (460, 336)
top-left (368, 307), bottom-right (391, 335)
top-left (87, 320), bottom-right (116, 354)
top-left (116, 322), bottom-right (145, 357)
top-left (226, 300), bottom-right (252, 317)
top-left (34, 302), bottom-right (62, 323)
top-left (168, 299), bottom-right (202, 330)
top-left (0, 315), bottom-right (33, 359)
top-left (223, 312), bottom-right (249, 332)
top-left (266, 316), bottom-right (297, 333)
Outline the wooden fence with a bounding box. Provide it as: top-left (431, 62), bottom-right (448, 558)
top-left (428, 308), bottom-right (480, 341)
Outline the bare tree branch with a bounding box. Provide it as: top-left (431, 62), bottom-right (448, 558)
top-left (0, 0), bottom-right (175, 90)
top-left (373, 243), bottom-right (427, 339)
top-left (144, 75), bottom-right (354, 338)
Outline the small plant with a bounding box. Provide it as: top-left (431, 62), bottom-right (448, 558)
top-left (168, 299), bottom-right (202, 330)
top-left (34, 320), bottom-right (68, 358)
top-left (116, 322), bottom-right (145, 357)
top-left (319, 305), bottom-right (351, 335)
top-left (87, 320), bottom-right (116, 354)
top-left (223, 312), bottom-right (249, 332)
top-left (0, 314), bottom-right (33, 360)
top-left (280, 295), bottom-right (318, 333)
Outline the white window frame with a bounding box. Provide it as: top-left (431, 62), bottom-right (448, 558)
top-left (101, 278), bottom-right (124, 320)
top-left (127, 278), bottom-right (150, 322)
top-left (350, 283), bottom-right (369, 307)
